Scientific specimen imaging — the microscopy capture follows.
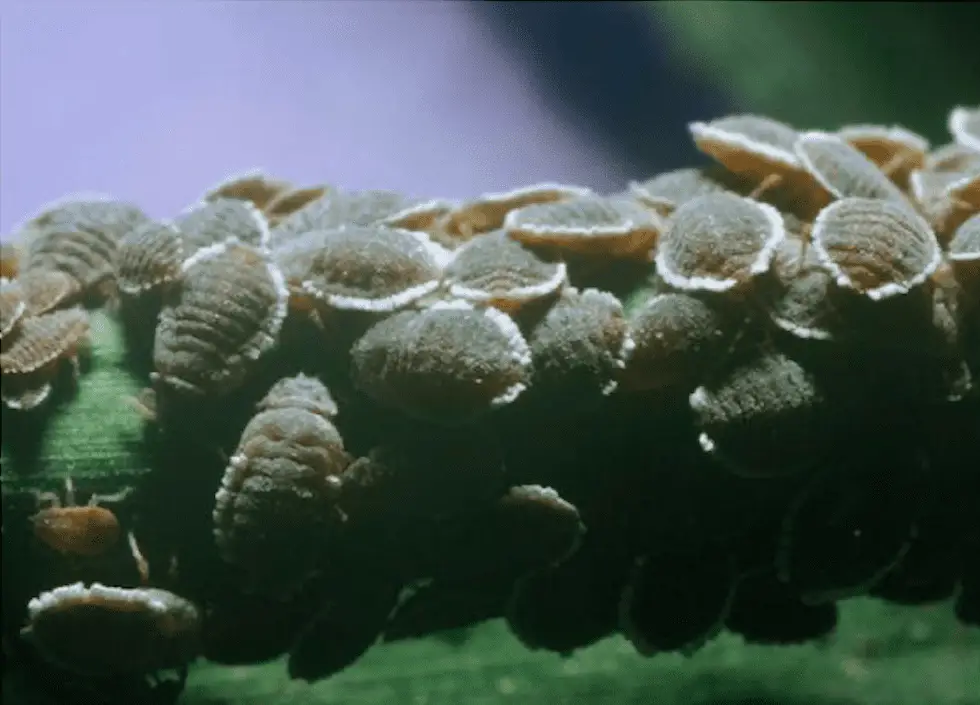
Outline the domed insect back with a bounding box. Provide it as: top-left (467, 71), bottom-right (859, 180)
top-left (173, 197), bottom-right (271, 253)
top-left (834, 124), bottom-right (929, 188)
top-left (627, 167), bottom-right (732, 218)
top-left (505, 194), bottom-right (664, 262)
top-left (350, 299), bottom-right (532, 424)
top-left (19, 194), bottom-right (151, 298)
top-left (213, 374), bottom-right (351, 598)
top-left (1, 307), bottom-right (90, 410)
top-left (151, 240), bottom-right (288, 399)
top-left (114, 220), bottom-right (185, 297)
top-left (294, 226), bottom-right (446, 314)
top-left (443, 182), bottom-right (593, 241)
top-left (689, 350), bottom-right (826, 478)
top-left (688, 114), bottom-right (829, 218)
top-left (443, 230), bottom-right (568, 314)
top-left (654, 192), bottom-right (786, 296)
top-left (811, 197), bottom-right (942, 303)
top-left (24, 582), bottom-right (201, 676)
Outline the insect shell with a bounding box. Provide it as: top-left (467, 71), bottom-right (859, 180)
top-left (0, 307), bottom-right (90, 410)
top-left (23, 582), bottom-right (201, 676)
top-left (213, 374), bottom-right (352, 597)
top-left (30, 477), bottom-right (131, 559)
top-left (152, 240), bottom-right (289, 399)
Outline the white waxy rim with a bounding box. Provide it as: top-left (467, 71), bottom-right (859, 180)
top-left (27, 582), bottom-right (181, 619)
top-left (690, 120), bottom-right (801, 169)
top-left (176, 198), bottom-right (271, 250)
top-left (0, 307), bottom-right (89, 373)
top-left (503, 199), bottom-right (663, 241)
top-left (116, 222), bottom-right (184, 294)
top-left (837, 124), bottom-right (930, 155)
top-left (302, 229), bottom-right (443, 312)
top-left (948, 107), bottom-right (980, 154)
top-left (655, 197), bottom-right (785, 293)
top-left (811, 198), bottom-right (942, 301)
top-left (12, 192), bottom-right (124, 236)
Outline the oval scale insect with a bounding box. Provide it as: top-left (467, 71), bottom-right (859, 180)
top-left (31, 476), bottom-right (132, 558)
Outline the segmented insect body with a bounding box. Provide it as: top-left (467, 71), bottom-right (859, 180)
top-left (444, 230), bottom-right (567, 313)
top-left (350, 300), bottom-right (532, 423)
top-left (152, 241), bottom-right (288, 398)
top-left (655, 192), bottom-right (785, 294)
top-left (506, 195), bottom-right (664, 261)
top-left (20, 197), bottom-right (151, 294)
top-left (213, 375), bottom-right (351, 596)
top-left (0, 307), bottom-right (90, 410)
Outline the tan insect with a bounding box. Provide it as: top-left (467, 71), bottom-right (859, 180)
top-left (31, 476), bottom-right (133, 560)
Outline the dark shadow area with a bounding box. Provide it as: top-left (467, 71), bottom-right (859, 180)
top-left (472, 1), bottom-right (729, 181)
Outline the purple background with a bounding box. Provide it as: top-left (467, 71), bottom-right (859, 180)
top-left (0, 1), bottom-right (654, 235)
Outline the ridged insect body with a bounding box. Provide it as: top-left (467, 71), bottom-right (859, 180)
top-left (0, 307), bottom-right (90, 410)
top-left (152, 241), bottom-right (288, 398)
top-left (20, 196), bottom-right (151, 293)
top-left (115, 221), bottom-right (185, 295)
top-left (350, 300), bottom-right (532, 423)
top-left (213, 375), bottom-right (351, 596)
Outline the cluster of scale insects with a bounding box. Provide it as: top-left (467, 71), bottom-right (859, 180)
top-left (1, 105), bottom-right (979, 703)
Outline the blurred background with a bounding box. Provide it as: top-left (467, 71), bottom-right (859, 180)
top-left (2, 2), bottom-right (979, 704)
top-left (7, 2), bottom-right (978, 235)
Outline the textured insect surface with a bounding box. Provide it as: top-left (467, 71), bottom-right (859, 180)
top-left (687, 115), bottom-right (822, 209)
top-left (835, 124), bottom-right (929, 185)
top-left (271, 189), bottom-right (416, 245)
top-left (944, 166), bottom-right (980, 209)
top-left (948, 212), bottom-right (980, 285)
top-left (620, 292), bottom-right (732, 393)
top-left (24, 582), bottom-right (201, 676)
top-left (1, 242), bottom-right (21, 278)
top-left (201, 169), bottom-right (292, 210)
top-left (263, 184), bottom-right (330, 224)
top-left (505, 195), bottom-right (664, 260)
top-left (0, 277), bottom-right (26, 339)
top-left (213, 374), bottom-right (351, 596)
top-left (948, 105), bottom-right (980, 153)
top-left (909, 163), bottom-right (980, 241)
top-left (926, 141), bottom-right (980, 173)
top-left (282, 226), bottom-right (445, 313)
top-left (0, 307), bottom-right (90, 409)
top-left (811, 197), bottom-right (941, 301)
top-left (20, 196), bottom-right (151, 291)
top-left (30, 476), bottom-right (130, 558)
top-left (444, 183), bottom-right (592, 239)
top-left (627, 167), bottom-right (731, 216)
top-left (525, 287), bottom-right (631, 403)
top-left (175, 198), bottom-right (271, 251)
top-left (152, 241), bottom-right (288, 397)
top-left (382, 198), bottom-right (456, 233)
top-left (444, 230), bottom-right (567, 312)
top-left (689, 351), bottom-right (824, 477)
top-left (763, 234), bottom-right (842, 340)
top-left (493, 485), bottom-right (585, 570)
top-left (17, 268), bottom-right (81, 317)
top-left (350, 300), bottom-right (532, 423)
top-left (115, 221), bottom-right (185, 295)
top-left (655, 192), bottom-right (785, 293)
top-left (795, 131), bottom-right (910, 203)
